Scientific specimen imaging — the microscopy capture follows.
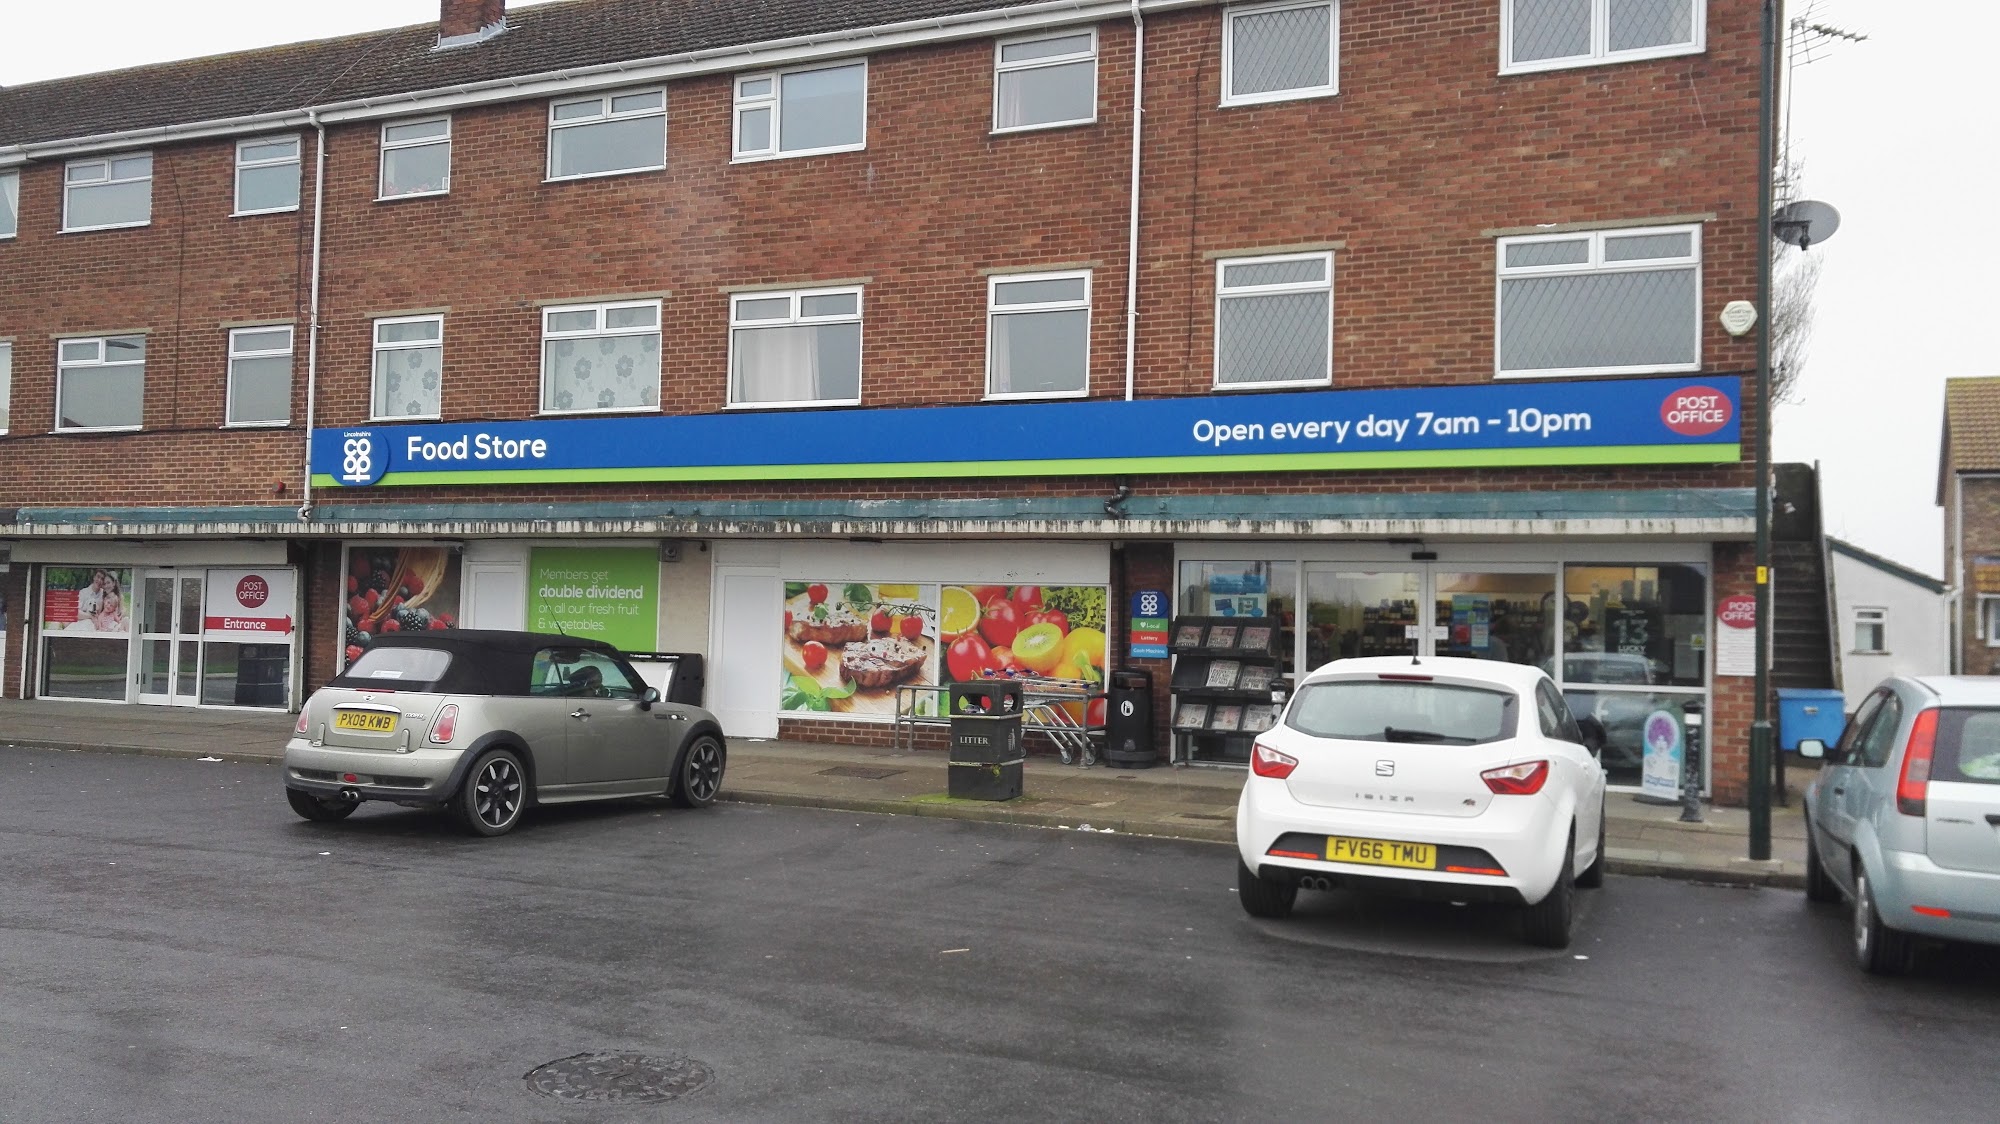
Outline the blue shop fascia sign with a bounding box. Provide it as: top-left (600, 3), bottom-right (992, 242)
top-left (312, 375), bottom-right (1742, 488)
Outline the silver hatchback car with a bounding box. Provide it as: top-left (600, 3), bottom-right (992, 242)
top-left (284, 630), bottom-right (726, 836)
top-left (1801, 675), bottom-right (2000, 973)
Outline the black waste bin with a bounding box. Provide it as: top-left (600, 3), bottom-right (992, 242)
top-left (948, 679), bottom-right (1024, 800)
top-left (1102, 669), bottom-right (1157, 769)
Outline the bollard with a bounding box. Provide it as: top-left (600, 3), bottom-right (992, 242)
top-left (1679, 701), bottom-right (1705, 823)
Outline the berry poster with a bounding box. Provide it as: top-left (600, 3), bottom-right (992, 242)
top-left (779, 582), bottom-right (940, 720)
top-left (41, 567), bottom-right (134, 638)
top-left (341, 546), bottom-right (462, 669)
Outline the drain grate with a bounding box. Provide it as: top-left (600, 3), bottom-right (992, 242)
top-left (525, 1052), bottom-right (714, 1105)
top-left (817, 765), bottom-right (905, 780)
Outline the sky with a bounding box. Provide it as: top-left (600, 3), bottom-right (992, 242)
top-left (4, 2), bottom-right (1993, 576)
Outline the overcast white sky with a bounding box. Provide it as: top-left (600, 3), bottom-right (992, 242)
top-left (6, 2), bottom-right (1993, 576)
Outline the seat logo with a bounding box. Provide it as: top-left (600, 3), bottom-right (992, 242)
top-left (1375, 760), bottom-right (1395, 777)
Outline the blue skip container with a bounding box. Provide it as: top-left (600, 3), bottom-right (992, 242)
top-left (1776, 688), bottom-right (1848, 752)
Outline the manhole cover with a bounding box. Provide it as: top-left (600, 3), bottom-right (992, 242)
top-left (817, 765), bottom-right (904, 780)
top-left (525, 1052), bottom-right (714, 1105)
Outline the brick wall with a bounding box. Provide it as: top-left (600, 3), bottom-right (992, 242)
top-left (1951, 476), bottom-right (2000, 675)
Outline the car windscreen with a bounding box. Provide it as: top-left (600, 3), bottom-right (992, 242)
top-left (335, 646), bottom-right (453, 690)
top-left (1935, 708), bottom-right (2000, 785)
top-left (1285, 679), bottom-right (1516, 745)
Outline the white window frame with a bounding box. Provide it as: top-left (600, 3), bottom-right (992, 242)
top-left (992, 29), bottom-right (1099, 133)
top-left (727, 286), bottom-right (865, 409)
top-left (732, 60), bottom-right (869, 162)
top-left (225, 325), bottom-right (294, 428)
top-left (1852, 606), bottom-right (1887, 654)
top-left (1500, 0), bottom-right (1706, 76)
top-left (0, 170), bottom-right (17, 239)
top-left (233, 135), bottom-right (302, 216)
top-left (1221, 0), bottom-right (1339, 108)
top-left (377, 117), bottom-right (452, 201)
top-left (370, 315), bottom-right (444, 422)
top-left (539, 299), bottom-right (663, 416)
top-left (986, 271), bottom-right (1092, 400)
top-left (62, 153), bottom-right (153, 233)
top-left (1985, 598), bottom-right (2000, 648)
top-left (545, 89), bottom-right (668, 182)
top-left (55, 334), bottom-right (146, 433)
top-left (0, 340), bottom-right (12, 435)
top-left (1493, 223), bottom-right (1702, 380)
top-left (1212, 251), bottom-right (1334, 391)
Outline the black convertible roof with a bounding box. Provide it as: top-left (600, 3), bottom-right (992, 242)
top-left (332, 629), bottom-right (620, 695)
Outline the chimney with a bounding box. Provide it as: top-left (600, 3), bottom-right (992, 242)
top-left (438, 0), bottom-right (507, 47)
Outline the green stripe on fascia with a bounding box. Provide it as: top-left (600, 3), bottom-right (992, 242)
top-left (312, 444), bottom-right (1739, 488)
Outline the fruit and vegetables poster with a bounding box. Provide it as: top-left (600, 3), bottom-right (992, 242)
top-left (528, 547), bottom-right (660, 653)
top-left (778, 580), bottom-right (1109, 725)
top-left (41, 567), bottom-right (134, 638)
top-left (342, 546), bottom-right (462, 669)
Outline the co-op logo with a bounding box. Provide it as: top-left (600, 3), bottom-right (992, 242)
top-left (1660, 386), bottom-right (1734, 437)
top-left (337, 431), bottom-right (388, 487)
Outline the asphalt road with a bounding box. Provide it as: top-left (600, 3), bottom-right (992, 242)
top-left (2, 747), bottom-right (1996, 1123)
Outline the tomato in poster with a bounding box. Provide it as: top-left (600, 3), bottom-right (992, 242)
top-left (948, 632), bottom-right (999, 681)
top-left (969, 585), bottom-right (1009, 606)
top-left (807, 583), bottom-right (829, 606)
top-left (1028, 608), bottom-right (1069, 635)
top-left (1011, 586), bottom-right (1043, 611)
top-left (802, 641), bottom-right (829, 671)
top-left (979, 597), bottom-right (1022, 648)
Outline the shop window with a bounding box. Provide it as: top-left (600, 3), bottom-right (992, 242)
top-left (1214, 252), bottom-right (1332, 388)
top-left (728, 287), bottom-right (862, 407)
top-left (0, 170), bottom-right (17, 238)
top-left (1223, 1), bottom-right (1337, 106)
top-left (40, 566), bottom-right (134, 701)
top-left (226, 326), bottom-right (293, 426)
top-left (379, 117), bottom-right (451, 199)
top-left (1502, 0), bottom-right (1703, 75)
top-left (994, 30), bottom-right (1097, 131)
top-left (733, 61), bottom-right (866, 161)
top-left (372, 315), bottom-right (443, 420)
top-left (234, 136), bottom-right (301, 215)
top-left (1852, 606), bottom-right (1887, 653)
top-left (548, 89), bottom-right (666, 180)
top-left (1496, 224), bottom-right (1700, 378)
top-left (987, 271), bottom-right (1090, 399)
top-left (63, 153), bottom-right (152, 232)
top-left (1983, 598), bottom-right (2000, 647)
top-left (541, 300), bottom-right (661, 414)
top-left (0, 340), bottom-right (11, 434)
top-left (1558, 563), bottom-right (1706, 687)
top-left (56, 335), bottom-right (146, 432)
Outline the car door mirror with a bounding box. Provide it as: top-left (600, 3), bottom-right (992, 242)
top-left (1575, 716), bottom-right (1608, 755)
top-left (639, 686), bottom-right (660, 711)
top-left (1796, 737), bottom-right (1826, 761)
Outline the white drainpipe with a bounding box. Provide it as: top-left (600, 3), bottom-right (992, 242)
top-left (298, 112), bottom-right (329, 522)
top-left (1122, 0), bottom-right (1145, 402)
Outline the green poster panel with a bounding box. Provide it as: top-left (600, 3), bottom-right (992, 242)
top-left (528, 548), bottom-right (660, 652)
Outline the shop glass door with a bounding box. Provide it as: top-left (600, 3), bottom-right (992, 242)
top-left (138, 569), bottom-right (204, 706)
top-left (1431, 571), bottom-right (1558, 671)
top-left (1302, 569), bottom-right (1425, 668)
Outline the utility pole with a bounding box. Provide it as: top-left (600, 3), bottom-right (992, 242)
top-left (1749, 0), bottom-right (1778, 862)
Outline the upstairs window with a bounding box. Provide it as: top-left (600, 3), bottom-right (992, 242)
top-left (994, 31), bottom-right (1098, 132)
top-left (234, 136), bottom-right (301, 215)
top-left (57, 335), bottom-right (146, 431)
top-left (63, 153), bottom-right (152, 231)
top-left (548, 89), bottom-right (667, 180)
top-left (729, 288), bottom-right (862, 408)
top-left (1222, 1), bottom-right (1337, 106)
top-left (1214, 252), bottom-right (1333, 389)
top-left (541, 300), bottom-right (662, 414)
top-left (1853, 607), bottom-right (1887, 654)
top-left (0, 341), bottom-right (11, 434)
top-left (734, 62), bottom-right (867, 160)
top-left (988, 272), bottom-right (1091, 399)
top-left (372, 316), bottom-right (443, 420)
top-left (1503, 0), bottom-right (1704, 74)
top-left (379, 117), bottom-right (451, 199)
top-left (226, 326), bottom-right (293, 426)
top-left (0, 170), bottom-right (17, 238)
top-left (1496, 224), bottom-right (1700, 378)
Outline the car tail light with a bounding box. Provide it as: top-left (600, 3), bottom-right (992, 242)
top-left (1481, 760), bottom-right (1549, 795)
top-left (1896, 708), bottom-right (1938, 816)
top-left (1251, 741), bottom-right (1298, 779)
top-left (295, 711), bottom-right (309, 735)
top-left (429, 704), bottom-right (460, 745)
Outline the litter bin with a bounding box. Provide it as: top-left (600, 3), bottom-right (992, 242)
top-left (1102, 669), bottom-right (1156, 769)
top-left (948, 679), bottom-right (1024, 800)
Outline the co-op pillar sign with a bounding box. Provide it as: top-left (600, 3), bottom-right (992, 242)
top-left (1129, 590), bottom-right (1169, 659)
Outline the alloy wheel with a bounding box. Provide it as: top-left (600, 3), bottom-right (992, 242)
top-left (475, 756), bottom-right (523, 829)
top-left (1853, 871), bottom-right (1875, 962)
top-left (684, 739), bottom-right (723, 804)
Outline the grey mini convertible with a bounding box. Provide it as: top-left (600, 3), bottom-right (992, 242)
top-left (284, 630), bottom-right (726, 836)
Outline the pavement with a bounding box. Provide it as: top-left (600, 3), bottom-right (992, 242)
top-left (0, 697), bottom-right (1809, 888)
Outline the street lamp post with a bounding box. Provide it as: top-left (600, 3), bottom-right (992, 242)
top-left (1748, 0), bottom-right (1778, 862)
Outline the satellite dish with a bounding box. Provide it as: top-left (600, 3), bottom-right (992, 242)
top-left (1773, 200), bottom-right (1840, 250)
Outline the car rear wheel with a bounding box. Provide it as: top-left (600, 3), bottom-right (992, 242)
top-left (669, 735), bottom-right (726, 809)
top-left (1803, 822), bottom-right (1840, 904)
top-left (1237, 857), bottom-right (1297, 919)
top-left (453, 748), bottom-right (527, 837)
top-left (286, 787), bottom-right (359, 823)
top-left (1576, 799), bottom-right (1607, 889)
top-left (1852, 867), bottom-right (1914, 975)
top-left (1520, 831), bottom-right (1577, 949)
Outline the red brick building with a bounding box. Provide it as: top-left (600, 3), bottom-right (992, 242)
top-left (0, 0), bottom-right (1767, 801)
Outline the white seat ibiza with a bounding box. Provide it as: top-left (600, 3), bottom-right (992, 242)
top-left (1235, 656), bottom-right (1610, 948)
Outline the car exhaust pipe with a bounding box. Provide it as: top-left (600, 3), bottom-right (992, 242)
top-left (340, 788), bottom-right (362, 803)
top-left (1296, 875), bottom-right (1336, 891)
